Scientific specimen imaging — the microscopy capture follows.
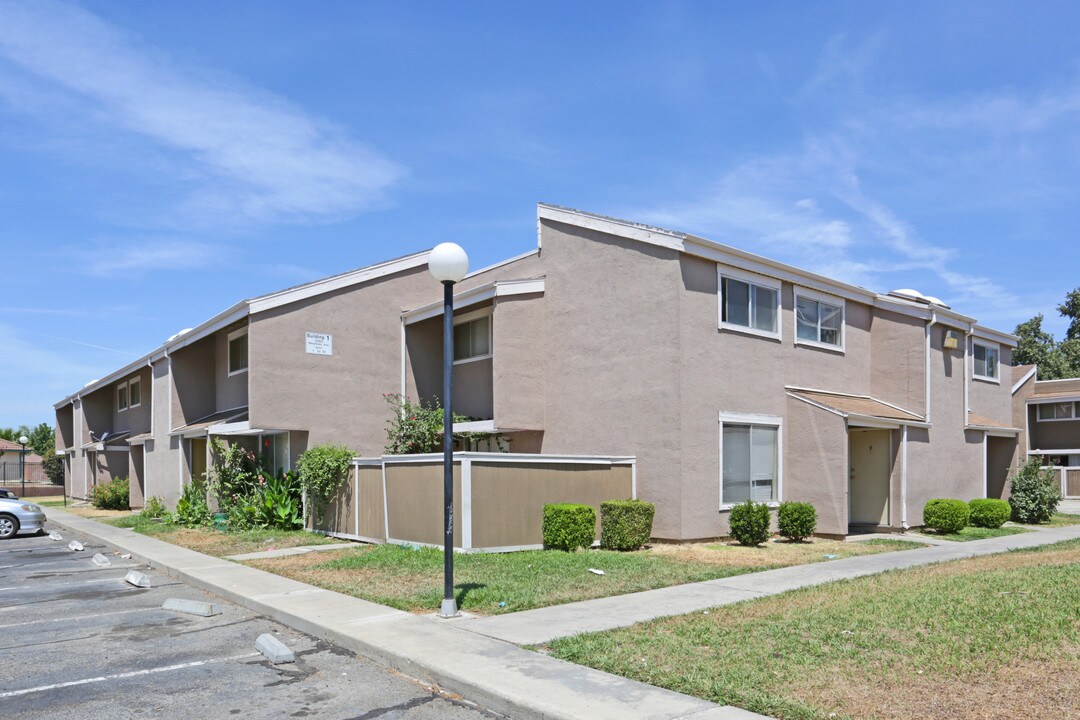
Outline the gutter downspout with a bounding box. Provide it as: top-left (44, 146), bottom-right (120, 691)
top-left (925, 311), bottom-right (937, 423)
top-left (901, 424), bottom-right (909, 529)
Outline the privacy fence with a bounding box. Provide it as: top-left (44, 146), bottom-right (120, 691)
top-left (1044, 465), bottom-right (1080, 498)
top-left (310, 452), bottom-right (636, 552)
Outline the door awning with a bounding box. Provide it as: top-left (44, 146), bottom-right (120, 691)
top-left (786, 388), bottom-right (929, 429)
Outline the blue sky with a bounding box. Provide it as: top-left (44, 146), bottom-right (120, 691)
top-left (1, 0), bottom-right (1079, 426)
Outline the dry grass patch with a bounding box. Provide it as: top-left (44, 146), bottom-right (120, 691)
top-left (548, 538), bottom-right (1080, 720)
top-left (650, 537), bottom-right (924, 568)
top-left (63, 505), bottom-right (134, 520)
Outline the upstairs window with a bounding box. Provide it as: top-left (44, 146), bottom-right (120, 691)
top-left (1038, 402), bottom-right (1076, 421)
top-left (228, 329), bottom-right (249, 375)
top-left (117, 382), bottom-right (128, 412)
top-left (720, 272), bottom-right (779, 338)
top-left (129, 377), bottom-right (141, 408)
top-left (795, 290), bottom-right (844, 349)
top-left (973, 341), bottom-right (999, 381)
top-left (454, 314), bottom-right (491, 363)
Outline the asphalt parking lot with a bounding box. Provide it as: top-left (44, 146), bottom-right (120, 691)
top-left (0, 527), bottom-right (502, 720)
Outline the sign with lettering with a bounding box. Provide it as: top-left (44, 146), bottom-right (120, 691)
top-left (305, 332), bottom-right (332, 356)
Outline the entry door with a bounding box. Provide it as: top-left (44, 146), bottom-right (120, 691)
top-left (190, 438), bottom-right (208, 484)
top-left (849, 429), bottom-right (891, 526)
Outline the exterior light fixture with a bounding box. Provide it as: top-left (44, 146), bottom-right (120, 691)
top-left (428, 242), bottom-right (468, 618)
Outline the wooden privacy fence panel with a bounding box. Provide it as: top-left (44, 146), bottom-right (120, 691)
top-left (312, 453), bottom-right (636, 552)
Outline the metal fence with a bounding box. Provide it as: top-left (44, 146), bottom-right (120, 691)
top-left (0, 460), bottom-right (49, 485)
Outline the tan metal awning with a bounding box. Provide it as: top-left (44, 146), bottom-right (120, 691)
top-left (787, 388), bottom-right (927, 428)
top-left (170, 408), bottom-right (249, 437)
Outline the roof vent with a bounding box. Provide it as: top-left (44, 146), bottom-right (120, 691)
top-left (83, 378), bottom-right (100, 388)
top-left (922, 295), bottom-right (950, 309)
top-left (167, 328), bottom-right (194, 343)
top-left (888, 288), bottom-right (928, 303)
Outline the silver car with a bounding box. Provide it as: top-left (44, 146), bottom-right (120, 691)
top-left (0, 497), bottom-right (47, 539)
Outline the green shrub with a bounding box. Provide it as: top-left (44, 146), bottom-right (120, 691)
top-left (296, 444), bottom-right (356, 522)
top-left (923, 498), bottom-right (970, 533)
top-left (1008, 457), bottom-right (1061, 524)
top-left (141, 496), bottom-right (168, 519)
top-left (968, 498), bottom-right (1011, 528)
top-left (728, 500), bottom-right (771, 546)
top-left (90, 476), bottom-right (129, 510)
top-left (600, 499), bottom-right (655, 550)
top-left (777, 501), bottom-right (817, 541)
top-left (175, 475), bottom-right (211, 528)
top-left (543, 503), bottom-right (597, 551)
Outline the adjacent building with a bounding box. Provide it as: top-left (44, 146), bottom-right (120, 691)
top-left (1012, 366), bottom-right (1080, 498)
top-left (56, 203), bottom-right (1024, 539)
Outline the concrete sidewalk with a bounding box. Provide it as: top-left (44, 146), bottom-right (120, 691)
top-left (461, 523), bottom-right (1080, 645)
top-left (45, 508), bottom-right (764, 720)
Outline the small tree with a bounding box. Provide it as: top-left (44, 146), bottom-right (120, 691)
top-left (382, 393), bottom-right (504, 454)
top-left (1008, 457), bottom-right (1061, 524)
top-left (42, 451), bottom-right (64, 485)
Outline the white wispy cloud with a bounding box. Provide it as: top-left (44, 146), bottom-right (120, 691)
top-left (63, 238), bottom-right (224, 277)
top-left (0, 0), bottom-right (404, 226)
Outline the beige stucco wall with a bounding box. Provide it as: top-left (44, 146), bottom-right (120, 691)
top-left (215, 321), bottom-right (250, 412)
top-left (108, 367), bottom-right (153, 436)
top-left (171, 337), bottom-right (217, 426)
top-left (969, 343), bottom-right (1013, 425)
top-left (1029, 412), bottom-right (1080, 451)
top-left (143, 357), bottom-right (182, 506)
top-left (784, 397), bottom-right (850, 535)
top-left (870, 309), bottom-right (926, 415)
top-left (1012, 371), bottom-right (1035, 459)
top-left (905, 327), bottom-right (986, 524)
top-left (492, 294), bottom-right (546, 432)
top-left (56, 404), bottom-right (74, 451)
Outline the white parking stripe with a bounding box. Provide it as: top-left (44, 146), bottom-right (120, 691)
top-left (0, 577), bottom-right (122, 596)
top-left (0, 652), bottom-right (262, 698)
top-left (0, 607), bottom-right (158, 630)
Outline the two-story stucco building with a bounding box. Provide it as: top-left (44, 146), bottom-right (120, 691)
top-left (55, 203), bottom-right (1022, 540)
top-left (1012, 367), bottom-right (1080, 499)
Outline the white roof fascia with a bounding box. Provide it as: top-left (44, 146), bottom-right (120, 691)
top-left (463, 249), bottom-right (540, 280)
top-left (248, 251), bottom-right (430, 314)
top-left (209, 421), bottom-right (266, 436)
top-left (403, 278), bottom-right (545, 324)
top-left (967, 424), bottom-right (1021, 436)
top-left (684, 236), bottom-right (877, 304)
top-left (1012, 366), bottom-right (1038, 394)
top-left (537, 203), bottom-right (687, 252)
top-left (972, 325), bottom-right (1018, 347)
top-left (1028, 395), bottom-right (1080, 404)
top-left (847, 415), bottom-right (902, 429)
top-left (166, 303), bottom-right (249, 353)
top-left (872, 295), bottom-right (932, 320)
top-left (1033, 376), bottom-right (1080, 384)
top-left (453, 419), bottom-right (496, 433)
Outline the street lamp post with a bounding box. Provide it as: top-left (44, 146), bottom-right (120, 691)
top-left (428, 242), bottom-right (469, 619)
top-left (18, 434), bottom-right (29, 497)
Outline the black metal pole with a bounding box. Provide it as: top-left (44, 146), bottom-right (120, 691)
top-left (20, 444), bottom-right (26, 497)
top-left (440, 280), bottom-right (458, 617)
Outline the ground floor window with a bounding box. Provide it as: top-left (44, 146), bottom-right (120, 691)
top-left (720, 414), bottom-right (781, 506)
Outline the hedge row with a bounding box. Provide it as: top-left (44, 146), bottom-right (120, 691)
top-left (542, 499), bottom-right (656, 551)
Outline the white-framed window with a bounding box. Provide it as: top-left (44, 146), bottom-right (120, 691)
top-left (117, 382), bottom-right (128, 412)
top-left (794, 287), bottom-right (844, 351)
top-left (453, 309), bottom-right (492, 364)
top-left (128, 376), bottom-right (141, 409)
top-left (228, 328), bottom-right (249, 376)
top-left (718, 267), bottom-right (781, 340)
top-left (719, 412), bottom-right (782, 508)
top-left (972, 341), bottom-right (999, 382)
top-left (1037, 401), bottom-right (1077, 422)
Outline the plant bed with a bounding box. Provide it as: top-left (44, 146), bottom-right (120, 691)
top-left (546, 538), bottom-right (1080, 720)
top-left (244, 537), bottom-right (926, 615)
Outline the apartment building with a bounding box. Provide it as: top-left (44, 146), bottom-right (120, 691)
top-left (55, 203), bottom-right (1021, 539)
top-left (1012, 367), bottom-right (1080, 498)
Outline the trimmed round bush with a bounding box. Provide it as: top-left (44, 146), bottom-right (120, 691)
top-left (600, 499), bottom-right (655, 550)
top-left (1008, 457), bottom-right (1061, 524)
top-left (922, 498), bottom-right (970, 534)
top-left (543, 503), bottom-right (597, 551)
top-left (968, 498), bottom-right (1011, 528)
top-left (729, 500), bottom-right (771, 546)
top-left (777, 501), bottom-right (817, 542)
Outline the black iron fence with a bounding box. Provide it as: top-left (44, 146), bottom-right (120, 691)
top-left (0, 460), bottom-right (48, 484)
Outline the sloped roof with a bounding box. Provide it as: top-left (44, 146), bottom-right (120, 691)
top-left (787, 389), bottom-right (924, 423)
top-left (1012, 364), bottom-right (1036, 384)
top-left (0, 438), bottom-right (26, 451)
top-left (171, 408), bottom-right (249, 434)
top-left (967, 413), bottom-right (1020, 432)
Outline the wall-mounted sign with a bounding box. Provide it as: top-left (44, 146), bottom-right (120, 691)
top-left (305, 332), bottom-right (333, 356)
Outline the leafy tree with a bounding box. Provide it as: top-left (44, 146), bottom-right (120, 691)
top-left (1012, 315), bottom-right (1067, 377)
top-left (1059, 288), bottom-right (1080, 341)
top-left (26, 423), bottom-right (55, 458)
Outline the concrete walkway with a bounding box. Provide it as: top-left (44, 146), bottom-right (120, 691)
top-left (460, 523), bottom-right (1080, 646)
top-left (45, 508), bottom-right (764, 720)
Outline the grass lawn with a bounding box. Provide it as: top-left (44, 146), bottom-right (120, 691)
top-left (245, 537), bottom-right (924, 616)
top-left (101, 513), bottom-right (340, 558)
top-left (1036, 512), bottom-right (1080, 527)
top-left (546, 538), bottom-right (1080, 720)
top-left (917, 524), bottom-right (1031, 542)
